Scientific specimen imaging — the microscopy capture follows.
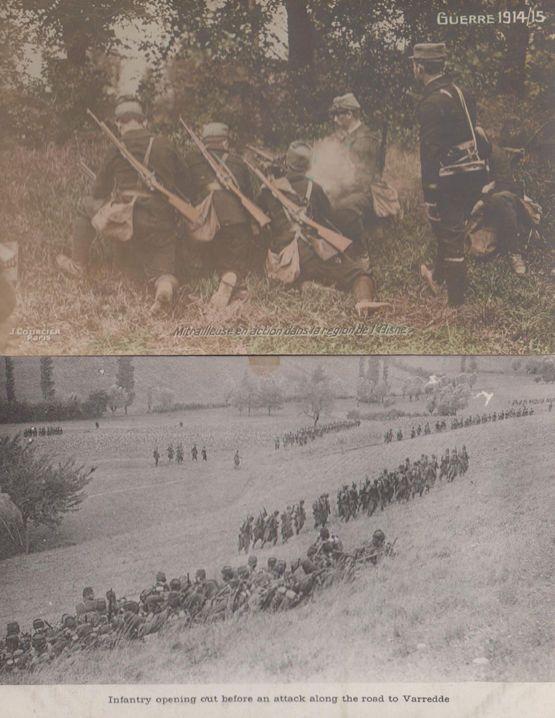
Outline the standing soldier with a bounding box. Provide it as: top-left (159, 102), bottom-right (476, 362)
top-left (167, 444), bottom-right (174, 463)
top-left (255, 140), bottom-right (386, 318)
top-left (185, 122), bottom-right (256, 308)
top-left (234, 449), bottom-right (241, 469)
top-left (328, 93), bottom-right (380, 253)
top-left (201, 446), bottom-right (208, 462)
top-left (153, 446), bottom-right (160, 467)
top-left (412, 44), bottom-right (485, 306)
top-left (175, 443), bottom-right (184, 464)
top-left (191, 444), bottom-right (198, 462)
top-left (56, 97), bottom-right (193, 315)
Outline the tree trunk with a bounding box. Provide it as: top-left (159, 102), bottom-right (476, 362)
top-left (285, 0), bottom-right (315, 69)
top-left (498, 21), bottom-right (529, 96)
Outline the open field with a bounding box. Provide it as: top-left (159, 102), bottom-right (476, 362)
top-left (3, 143), bottom-right (553, 356)
top-left (1, 370), bottom-right (553, 683)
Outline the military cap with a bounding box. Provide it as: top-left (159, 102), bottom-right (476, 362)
top-left (267, 556), bottom-right (277, 567)
top-left (169, 578), bottom-right (182, 591)
top-left (330, 92), bottom-right (361, 113)
top-left (372, 529), bottom-right (385, 544)
top-left (320, 527), bottom-right (330, 540)
top-left (247, 555), bottom-right (257, 567)
top-left (410, 43), bottom-right (447, 61)
top-left (32, 619), bottom-right (46, 632)
top-left (82, 586), bottom-right (94, 600)
top-left (202, 122), bottom-right (229, 140)
top-left (155, 571), bottom-right (167, 583)
top-left (114, 96), bottom-right (145, 119)
top-left (62, 614), bottom-right (76, 629)
top-left (195, 568), bottom-right (207, 580)
top-left (286, 140), bottom-right (312, 172)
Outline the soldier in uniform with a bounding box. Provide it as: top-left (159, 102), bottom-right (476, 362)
top-left (257, 140), bottom-right (385, 318)
top-left (56, 97), bottom-right (192, 315)
top-left (153, 446), bottom-right (160, 467)
top-left (328, 93), bottom-right (381, 252)
top-left (185, 122), bottom-right (256, 308)
top-left (191, 444), bottom-right (198, 461)
top-left (413, 44), bottom-right (483, 306)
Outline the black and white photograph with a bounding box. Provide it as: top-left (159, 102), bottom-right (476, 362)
top-left (1, 0), bottom-right (553, 356)
top-left (0, 355), bottom-right (552, 696)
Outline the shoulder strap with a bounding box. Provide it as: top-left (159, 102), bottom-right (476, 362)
top-left (305, 180), bottom-right (313, 206)
top-left (135, 136), bottom-right (155, 190)
top-left (452, 84), bottom-right (478, 154)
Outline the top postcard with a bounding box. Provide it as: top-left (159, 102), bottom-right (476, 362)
top-left (0, 1), bottom-right (553, 356)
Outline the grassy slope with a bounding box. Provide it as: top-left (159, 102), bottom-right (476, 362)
top-left (1, 384), bottom-right (553, 683)
top-left (2, 143), bottom-right (553, 356)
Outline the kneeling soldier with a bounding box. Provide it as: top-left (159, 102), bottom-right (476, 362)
top-left (256, 140), bottom-right (387, 317)
top-left (57, 96), bottom-right (193, 315)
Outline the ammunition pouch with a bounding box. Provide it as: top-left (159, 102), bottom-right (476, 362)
top-left (266, 237), bottom-right (301, 284)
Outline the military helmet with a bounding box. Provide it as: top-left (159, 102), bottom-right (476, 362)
top-left (372, 529), bottom-right (385, 545)
top-left (32, 619), bottom-right (46, 632)
top-left (82, 586), bottom-right (94, 600)
top-left (285, 140), bottom-right (312, 173)
top-left (169, 578), bottom-right (182, 591)
top-left (330, 92), bottom-right (361, 114)
top-left (247, 554), bottom-right (257, 568)
top-left (156, 571), bottom-right (167, 583)
top-left (195, 568), bottom-right (207, 581)
top-left (114, 96), bottom-right (145, 120)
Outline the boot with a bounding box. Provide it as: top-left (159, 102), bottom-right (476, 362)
top-left (444, 260), bottom-right (466, 307)
top-left (210, 271), bottom-right (237, 309)
top-left (352, 276), bottom-right (390, 317)
top-left (150, 274), bottom-right (178, 316)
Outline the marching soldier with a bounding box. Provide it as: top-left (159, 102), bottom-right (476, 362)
top-left (185, 122), bottom-right (256, 308)
top-left (256, 140), bottom-right (386, 318)
top-left (56, 96), bottom-right (193, 315)
top-left (412, 44), bottom-right (484, 306)
top-left (153, 447), bottom-right (160, 467)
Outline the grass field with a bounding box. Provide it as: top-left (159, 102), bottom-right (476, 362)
top-left (1, 371), bottom-right (553, 683)
top-left (2, 142), bottom-right (553, 356)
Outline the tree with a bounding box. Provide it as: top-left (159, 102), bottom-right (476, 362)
top-left (258, 377), bottom-right (284, 415)
top-left (232, 371), bottom-right (261, 416)
top-left (116, 357), bottom-right (135, 415)
top-left (107, 384), bottom-right (129, 414)
top-left (298, 365), bottom-right (334, 426)
top-left (4, 357), bottom-right (16, 403)
top-left (151, 386), bottom-right (175, 412)
top-left (0, 491), bottom-right (24, 557)
top-left (0, 434), bottom-right (94, 554)
top-left (82, 389), bottom-right (109, 418)
top-left (39, 356), bottom-right (55, 400)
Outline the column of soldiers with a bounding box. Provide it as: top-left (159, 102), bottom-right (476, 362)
top-left (153, 443), bottom-right (208, 466)
top-left (384, 404), bottom-right (536, 443)
top-left (239, 501), bottom-right (307, 553)
top-left (337, 447), bottom-right (469, 522)
top-left (275, 418), bottom-right (360, 450)
top-left (1, 526), bottom-right (394, 676)
top-left (23, 426), bottom-right (64, 438)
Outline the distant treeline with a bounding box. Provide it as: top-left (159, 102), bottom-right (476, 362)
top-left (0, 391), bottom-right (109, 424)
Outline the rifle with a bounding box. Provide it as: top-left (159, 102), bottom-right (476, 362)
top-left (86, 109), bottom-right (198, 223)
top-left (179, 118), bottom-right (271, 228)
top-left (243, 158), bottom-right (352, 255)
top-left (80, 160), bottom-right (96, 181)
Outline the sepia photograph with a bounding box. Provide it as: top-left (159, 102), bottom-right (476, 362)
top-left (0, 0), bottom-right (553, 356)
top-left (0, 354), bottom-right (553, 688)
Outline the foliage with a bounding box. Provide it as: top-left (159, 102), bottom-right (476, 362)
top-left (0, 391), bottom-right (109, 423)
top-left (115, 357), bottom-right (135, 414)
top-left (39, 356), bottom-right (55, 400)
top-left (427, 384), bottom-right (470, 416)
top-left (107, 384), bottom-right (129, 414)
top-left (0, 433), bottom-right (94, 553)
top-left (296, 365), bottom-right (334, 426)
top-left (4, 357), bottom-right (16, 403)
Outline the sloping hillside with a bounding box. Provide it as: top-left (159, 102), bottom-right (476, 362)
top-left (2, 408), bottom-right (552, 684)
